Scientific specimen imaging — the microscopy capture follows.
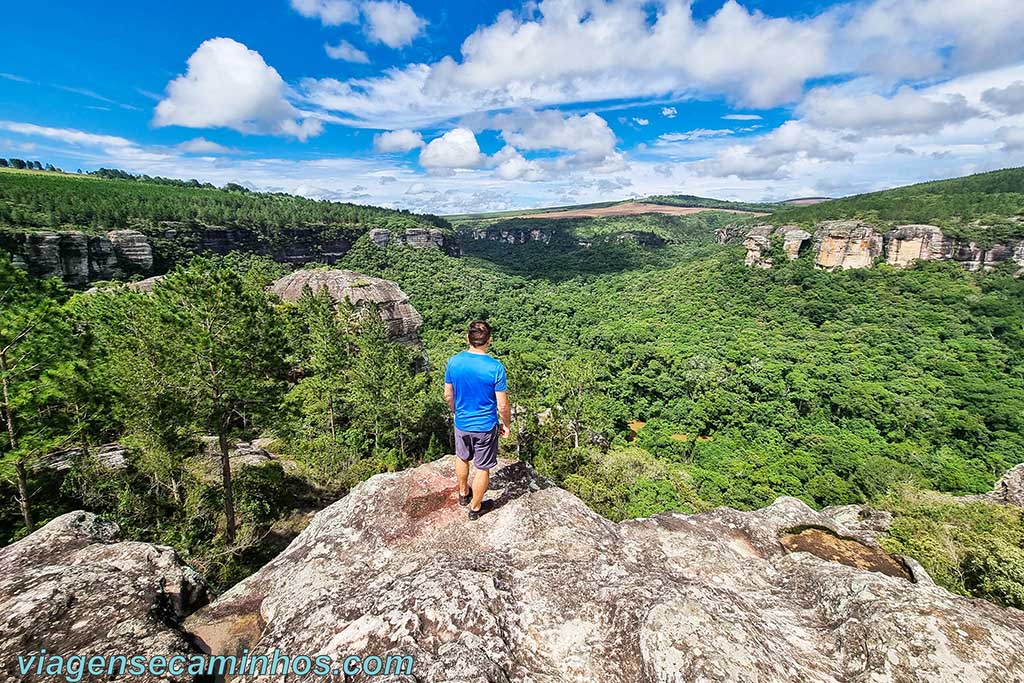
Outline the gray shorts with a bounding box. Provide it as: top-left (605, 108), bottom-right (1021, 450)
top-left (454, 425), bottom-right (499, 471)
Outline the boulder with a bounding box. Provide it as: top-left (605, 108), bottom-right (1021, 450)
top-left (814, 220), bottom-right (884, 270)
top-left (0, 512), bottom-right (207, 683)
top-left (35, 443), bottom-right (128, 472)
top-left (820, 504), bottom-right (894, 544)
top-left (185, 456), bottom-right (1024, 682)
top-left (269, 269), bottom-right (423, 344)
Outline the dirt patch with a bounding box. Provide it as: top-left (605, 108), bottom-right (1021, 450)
top-left (780, 527), bottom-right (912, 581)
top-left (512, 202), bottom-right (768, 220)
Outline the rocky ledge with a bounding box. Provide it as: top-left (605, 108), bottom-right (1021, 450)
top-left (0, 229), bottom-right (153, 285)
top-left (180, 456), bottom-right (1024, 682)
top-left (369, 227), bottom-right (461, 255)
top-left (0, 512), bottom-right (207, 683)
top-left (743, 220), bottom-right (1024, 274)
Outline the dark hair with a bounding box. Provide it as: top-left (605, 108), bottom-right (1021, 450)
top-left (467, 320), bottom-right (492, 347)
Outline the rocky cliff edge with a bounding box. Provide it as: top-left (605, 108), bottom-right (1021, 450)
top-left (4, 458), bottom-right (1024, 682)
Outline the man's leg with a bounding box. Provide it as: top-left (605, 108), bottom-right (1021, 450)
top-left (470, 468), bottom-right (490, 512)
top-left (455, 455), bottom-right (470, 497)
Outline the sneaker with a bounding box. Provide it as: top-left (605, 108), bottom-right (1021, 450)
top-left (458, 487), bottom-right (473, 507)
top-left (468, 499), bottom-right (494, 521)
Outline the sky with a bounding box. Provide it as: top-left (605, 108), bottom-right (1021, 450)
top-left (1, 0), bottom-right (1024, 214)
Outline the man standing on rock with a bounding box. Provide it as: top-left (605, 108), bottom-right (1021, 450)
top-left (444, 320), bottom-right (511, 520)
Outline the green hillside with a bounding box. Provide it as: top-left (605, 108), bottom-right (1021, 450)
top-left (765, 167), bottom-right (1024, 242)
top-left (0, 167), bottom-right (448, 238)
top-left (642, 194), bottom-right (780, 212)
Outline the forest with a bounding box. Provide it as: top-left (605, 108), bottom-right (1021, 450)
top-left (1, 167), bottom-right (1023, 609)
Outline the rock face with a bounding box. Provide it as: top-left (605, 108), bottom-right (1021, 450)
top-left (369, 227), bottom-right (460, 255)
top-left (35, 443), bottom-right (128, 472)
top-left (743, 225), bottom-right (811, 267)
top-left (185, 456), bottom-right (1024, 682)
top-left (814, 220), bottom-right (884, 270)
top-left (961, 463), bottom-right (1024, 508)
top-left (269, 269), bottom-right (423, 344)
top-left (468, 226), bottom-right (555, 244)
top-left (0, 229), bottom-right (154, 285)
top-left (0, 511), bottom-right (207, 683)
top-left (741, 221), bottom-right (1024, 275)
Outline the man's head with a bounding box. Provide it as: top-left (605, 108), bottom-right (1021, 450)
top-left (467, 320), bottom-right (492, 349)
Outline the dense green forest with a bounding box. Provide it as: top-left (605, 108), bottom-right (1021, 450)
top-left (0, 167), bottom-right (448, 238)
top-left (1, 168), bottom-right (1023, 607)
top-left (765, 167), bottom-right (1024, 243)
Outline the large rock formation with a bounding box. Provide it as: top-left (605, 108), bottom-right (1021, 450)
top-left (743, 225), bottom-right (812, 267)
top-left (814, 220), bottom-right (884, 270)
top-left (960, 463), bottom-right (1024, 508)
top-left (0, 512), bottom-right (207, 683)
top-left (269, 269), bottom-right (423, 344)
top-left (1, 229), bottom-right (154, 285)
top-left (184, 456), bottom-right (1024, 682)
top-left (741, 221), bottom-right (1024, 275)
top-left (369, 227), bottom-right (460, 255)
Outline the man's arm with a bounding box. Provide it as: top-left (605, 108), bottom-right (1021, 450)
top-left (444, 383), bottom-right (455, 414)
top-left (496, 390), bottom-right (511, 438)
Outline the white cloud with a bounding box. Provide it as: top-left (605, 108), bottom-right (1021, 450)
top-left (633, 117), bottom-right (649, 126)
top-left (419, 127), bottom-right (484, 169)
top-left (660, 128), bottom-right (734, 143)
top-left (154, 38), bottom-right (323, 140)
top-left (982, 81), bottom-right (1024, 116)
top-left (290, 0), bottom-right (358, 26)
top-left (325, 40), bottom-right (370, 63)
top-left (996, 126), bottom-right (1024, 152)
top-left (492, 146), bottom-right (546, 181)
top-left (697, 121), bottom-right (853, 180)
top-left (661, 107), bottom-right (677, 118)
top-left (373, 128), bottom-right (424, 152)
top-left (362, 1), bottom-right (426, 48)
top-left (300, 0), bottom-right (831, 129)
top-left (493, 110), bottom-right (619, 167)
top-left (406, 181), bottom-right (429, 194)
top-left (800, 85), bottom-right (979, 136)
top-left (0, 121), bottom-right (136, 148)
top-left (723, 114), bottom-right (762, 121)
top-left (177, 137), bottom-right (236, 154)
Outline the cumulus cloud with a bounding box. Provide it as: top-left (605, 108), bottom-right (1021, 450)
top-left (300, 0), bottom-right (831, 129)
top-left (419, 127), bottom-right (484, 169)
top-left (697, 121), bottom-right (853, 180)
top-left (493, 110), bottom-right (620, 167)
top-left (154, 38), bottom-right (323, 140)
top-left (996, 126), bottom-right (1024, 151)
top-left (325, 40), bottom-right (370, 63)
top-left (633, 117), bottom-right (649, 126)
top-left (661, 107), bottom-right (677, 118)
top-left (290, 0), bottom-right (358, 26)
top-left (982, 81), bottom-right (1024, 115)
top-left (373, 128), bottom-right (424, 152)
top-left (800, 86), bottom-right (979, 136)
top-left (177, 137), bottom-right (236, 154)
top-left (492, 146), bottom-right (546, 181)
top-left (363, 1), bottom-right (426, 48)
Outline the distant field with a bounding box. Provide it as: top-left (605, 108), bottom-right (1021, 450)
top-left (507, 201), bottom-right (767, 220)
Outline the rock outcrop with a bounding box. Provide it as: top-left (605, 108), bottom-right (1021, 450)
top-left (1, 229), bottom-right (153, 285)
top-left (960, 463), bottom-right (1024, 508)
top-left (183, 456), bottom-right (1024, 682)
top-left (814, 220), bottom-right (884, 270)
top-left (743, 225), bottom-right (812, 267)
top-left (269, 269), bottom-right (423, 344)
top-left (741, 221), bottom-right (1024, 275)
top-left (0, 511), bottom-right (207, 683)
top-left (369, 227), bottom-right (460, 255)
top-left (35, 443), bottom-right (128, 472)
top-left (467, 225), bottom-right (555, 244)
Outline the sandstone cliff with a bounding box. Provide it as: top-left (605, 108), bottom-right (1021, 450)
top-left (2, 223), bottom-right (460, 286)
top-left (743, 220), bottom-right (1024, 274)
top-left (269, 269), bottom-right (423, 344)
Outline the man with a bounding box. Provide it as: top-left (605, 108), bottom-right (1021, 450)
top-left (444, 320), bottom-right (511, 521)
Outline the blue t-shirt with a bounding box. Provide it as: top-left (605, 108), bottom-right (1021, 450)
top-left (445, 351), bottom-right (507, 432)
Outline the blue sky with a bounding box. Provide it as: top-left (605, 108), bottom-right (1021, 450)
top-left (2, 0), bottom-right (1023, 213)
